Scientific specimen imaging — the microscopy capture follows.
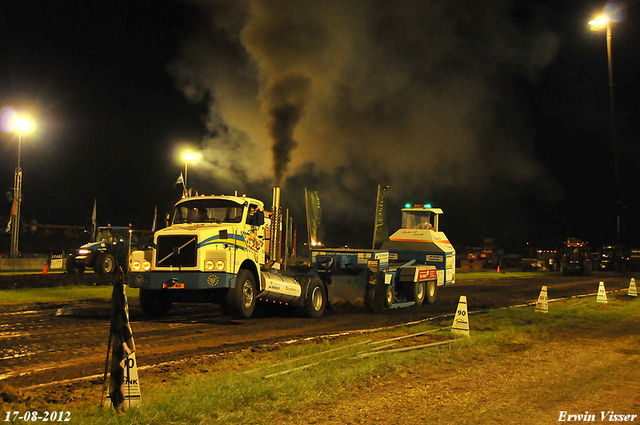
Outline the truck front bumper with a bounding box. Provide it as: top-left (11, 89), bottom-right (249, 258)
top-left (130, 271), bottom-right (234, 290)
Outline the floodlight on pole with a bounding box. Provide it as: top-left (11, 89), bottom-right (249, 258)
top-left (589, 11), bottom-right (621, 244)
top-left (9, 116), bottom-right (34, 258)
top-left (183, 151), bottom-right (194, 196)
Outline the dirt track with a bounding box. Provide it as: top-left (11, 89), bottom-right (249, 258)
top-left (0, 272), bottom-right (633, 405)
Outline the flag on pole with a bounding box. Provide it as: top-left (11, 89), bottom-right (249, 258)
top-left (91, 199), bottom-right (97, 241)
top-left (6, 197), bottom-right (17, 233)
top-left (151, 205), bottom-right (157, 232)
top-left (107, 270), bottom-right (141, 412)
top-left (304, 188), bottom-right (324, 247)
top-left (372, 184), bottom-right (389, 249)
top-left (175, 172), bottom-right (184, 186)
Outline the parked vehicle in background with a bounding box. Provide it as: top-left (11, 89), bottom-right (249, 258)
top-left (560, 238), bottom-right (592, 276)
top-left (597, 245), bottom-right (621, 271)
top-left (628, 248), bottom-right (640, 271)
top-left (67, 226), bottom-right (150, 275)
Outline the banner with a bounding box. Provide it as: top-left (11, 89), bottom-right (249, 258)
top-left (372, 185), bottom-right (389, 249)
top-left (304, 188), bottom-right (324, 247)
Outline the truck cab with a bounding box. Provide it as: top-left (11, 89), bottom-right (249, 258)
top-left (129, 195), bottom-right (269, 317)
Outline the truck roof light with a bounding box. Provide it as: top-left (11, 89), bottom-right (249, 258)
top-left (405, 203), bottom-right (432, 209)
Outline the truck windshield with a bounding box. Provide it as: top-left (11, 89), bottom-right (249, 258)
top-left (173, 199), bottom-right (245, 225)
top-left (402, 211), bottom-right (433, 230)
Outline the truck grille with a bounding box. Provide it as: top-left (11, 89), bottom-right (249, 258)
top-left (156, 235), bottom-right (198, 267)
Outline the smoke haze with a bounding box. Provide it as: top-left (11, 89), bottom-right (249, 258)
top-left (169, 0), bottom-right (561, 246)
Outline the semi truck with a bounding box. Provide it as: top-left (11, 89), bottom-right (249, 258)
top-left (129, 188), bottom-right (455, 318)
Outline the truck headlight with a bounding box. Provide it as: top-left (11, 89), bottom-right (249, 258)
top-left (205, 259), bottom-right (226, 271)
top-left (78, 249), bottom-right (90, 255)
top-left (132, 260), bottom-right (151, 272)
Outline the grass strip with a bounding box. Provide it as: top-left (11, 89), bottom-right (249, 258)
top-left (0, 285), bottom-right (138, 304)
top-left (15, 293), bottom-right (637, 425)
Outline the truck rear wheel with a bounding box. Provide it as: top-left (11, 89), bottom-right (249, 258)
top-left (425, 280), bottom-right (437, 304)
top-left (95, 253), bottom-right (116, 275)
top-left (140, 289), bottom-right (172, 317)
top-left (227, 269), bottom-right (257, 318)
top-left (301, 277), bottom-right (327, 318)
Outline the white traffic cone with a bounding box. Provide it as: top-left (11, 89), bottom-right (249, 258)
top-left (452, 295), bottom-right (470, 337)
top-left (597, 281), bottom-right (608, 303)
top-left (535, 286), bottom-right (548, 313)
top-left (628, 278), bottom-right (638, 297)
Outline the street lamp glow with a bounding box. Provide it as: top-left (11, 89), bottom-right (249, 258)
top-left (14, 117), bottom-right (33, 133)
top-left (589, 16), bottom-right (608, 30)
top-left (183, 151), bottom-right (194, 162)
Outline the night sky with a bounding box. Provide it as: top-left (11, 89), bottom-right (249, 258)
top-left (1, 0), bottom-right (639, 253)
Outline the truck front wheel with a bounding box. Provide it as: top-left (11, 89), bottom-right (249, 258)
top-left (140, 289), bottom-right (172, 317)
top-left (301, 277), bottom-right (327, 318)
top-left (227, 269), bottom-right (257, 318)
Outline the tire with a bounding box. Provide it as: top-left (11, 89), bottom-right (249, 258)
top-left (226, 269), bottom-right (257, 318)
top-left (301, 277), bottom-right (327, 318)
top-left (95, 253), bottom-right (116, 275)
top-left (139, 289), bottom-right (172, 317)
top-left (408, 281), bottom-right (426, 306)
top-left (66, 256), bottom-right (79, 274)
top-left (425, 280), bottom-right (437, 305)
top-left (384, 284), bottom-right (394, 308)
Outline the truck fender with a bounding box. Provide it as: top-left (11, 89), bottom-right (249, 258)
top-left (295, 273), bottom-right (318, 307)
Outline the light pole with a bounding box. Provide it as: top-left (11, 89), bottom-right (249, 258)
top-left (589, 14), bottom-right (621, 244)
top-left (183, 152), bottom-right (194, 196)
top-left (10, 117), bottom-right (33, 258)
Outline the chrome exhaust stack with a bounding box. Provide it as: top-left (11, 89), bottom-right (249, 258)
top-left (270, 186), bottom-right (281, 265)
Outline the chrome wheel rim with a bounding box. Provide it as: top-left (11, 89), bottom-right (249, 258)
top-left (311, 286), bottom-right (323, 311)
top-left (242, 280), bottom-right (254, 308)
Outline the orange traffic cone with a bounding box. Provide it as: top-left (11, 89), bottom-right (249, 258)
top-left (497, 266), bottom-right (501, 273)
top-left (43, 262), bottom-right (48, 274)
